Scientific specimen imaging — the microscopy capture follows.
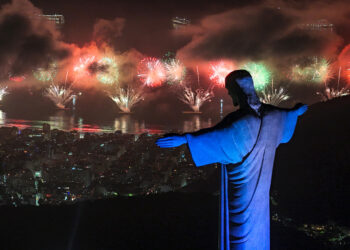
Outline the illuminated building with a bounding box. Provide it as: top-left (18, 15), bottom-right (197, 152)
top-left (172, 17), bottom-right (190, 29)
top-left (300, 19), bottom-right (334, 32)
top-left (40, 14), bottom-right (65, 29)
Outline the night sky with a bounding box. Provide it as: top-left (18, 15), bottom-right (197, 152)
top-left (0, 0), bottom-right (350, 115)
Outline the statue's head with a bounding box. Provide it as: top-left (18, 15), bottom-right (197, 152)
top-left (225, 70), bottom-right (259, 109)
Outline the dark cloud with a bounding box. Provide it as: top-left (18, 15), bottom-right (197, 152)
top-left (92, 17), bottom-right (125, 46)
top-left (87, 61), bottom-right (108, 75)
top-left (0, 0), bottom-right (70, 79)
top-left (176, 1), bottom-right (346, 68)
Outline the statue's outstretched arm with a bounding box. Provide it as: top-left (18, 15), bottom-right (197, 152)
top-left (156, 134), bottom-right (187, 148)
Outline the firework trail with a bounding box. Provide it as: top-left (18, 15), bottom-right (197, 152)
top-left (165, 59), bottom-right (186, 84)
top-left (33, 62), bottom-right (57, 82)
top-left (0, 86), bottom-right (8, 101)
top-left (259, 87), bottom-right (289, 105)
top-left (137, 57), bottom-right (166, 87)
top-left (242, 62), bottom-right (271, 91)
top-left (209, 61), bottom-right (235, 87)
top-left (178, 86), bottom-right (214, 112)
top-left (44, 84), bottom-right (74, 109)
top-left (109, 86), bottom-right (144, 113)
top-left (96, 57), bottom-right (119, 84)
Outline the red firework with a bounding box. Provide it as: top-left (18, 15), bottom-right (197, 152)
top-left (338, 44), bottom-right (350, 84)
top-left (209, 61), bottom-right (236, 87)
top-left (73, 55), bottom-right (96, 78)
top-left (137, 57), bottom-right (166, 87)
top-left (9, 75), bottom-right (25, 82)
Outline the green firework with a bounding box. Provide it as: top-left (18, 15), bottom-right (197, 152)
top-left (242, 62), bottom-right (271, 91)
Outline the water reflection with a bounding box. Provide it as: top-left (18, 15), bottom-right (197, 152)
top-left (0, 109), bottom-right (217, 134)
top-left (183, 115), bottom-right (212, 133)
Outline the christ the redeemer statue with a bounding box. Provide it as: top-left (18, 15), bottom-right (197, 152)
top-left (156, 70), bottom-right (307, 250)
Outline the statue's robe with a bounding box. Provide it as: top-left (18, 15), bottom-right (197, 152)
top-left (185, 104), bottom-right (300, 250)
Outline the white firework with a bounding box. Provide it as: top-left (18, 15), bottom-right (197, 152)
top-left (317, 87), bottom-right (350, 101)
top-left (165, 59), bottom-right (186, 83)
top-left (109, 86), bottom-right (144, 113)
top-left (45, 84), bottom-right (74, 109)
top-left (178, 86), bottom-right (214, 112)
top-left (0, 86), bottom-right (8, 101)
top-left (259, 87), bottom-right (290, 106)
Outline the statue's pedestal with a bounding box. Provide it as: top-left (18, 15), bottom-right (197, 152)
top-left (182, 111), bottom-right (202, 114)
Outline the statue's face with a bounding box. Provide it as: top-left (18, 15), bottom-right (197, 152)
top-left (235, 76), bottom-right (261, 107)
top-left (235, 76), bottom-right (255, 96)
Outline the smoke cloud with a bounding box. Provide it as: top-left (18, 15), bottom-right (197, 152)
top-left (0, 0), bottom-right (70, 79)
top-left (92, 17), bottom-right (126, 46)
top-left (175, 0), bottom-right (349, 69)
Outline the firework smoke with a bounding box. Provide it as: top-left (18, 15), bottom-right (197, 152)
top-left (178, 85), bottom-right (213, 112)
top-left (44, 83), bottom-right (74, 109)
top-left (0, 0), bottom-right (70, 78)
top-left (109, 86), bottom-right (143, 113)
top-left (175, 2), bottom-right (345, 69)
top-left (137, 57), bottom-right (166, 87)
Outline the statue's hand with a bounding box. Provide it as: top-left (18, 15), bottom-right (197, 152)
top-left (156, 135), bottom-right (187, 148)
top-left (294, 103), bottom-right (308, 116)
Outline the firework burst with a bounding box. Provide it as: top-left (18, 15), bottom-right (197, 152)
top-left (109, 86), bottom-right (144, 113)
top-left (44, 84), bottom-right (74, 109)
top-left (209, 61), bottom-right (235, 87)
top-left (33, 62), bottom-right (57, 82)
top-left (137, 57), bottom-right (166, 87)
top-left (178, 86), bottom-right (214, 112)
top-left (0, 86), bottom-right (8, 101)
top-left (259, 87), bottom-right (290, 105)
top-left (73, 55), bottom-right (96, 78)
top-left (242, 62), bottom-right (271, 91)
top-left (290, 58), bottom-right (333, 85)
top-left (312, 58), bottom-right (333, 84)
top-left (96, 57), bottom-right (119, 85)
top-left (165, 59), bottom-right (186, 84)
top-left (338, 44), bottom-right (350, 85)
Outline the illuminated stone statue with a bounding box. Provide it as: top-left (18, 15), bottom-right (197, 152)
top-left (156, 70), bottom-right (307, 250)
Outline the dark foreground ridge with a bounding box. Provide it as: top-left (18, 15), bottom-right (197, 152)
top-left (0, 96), bottom-right (349, 250)
top-left (0, 193), bottom-right (335, 250)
